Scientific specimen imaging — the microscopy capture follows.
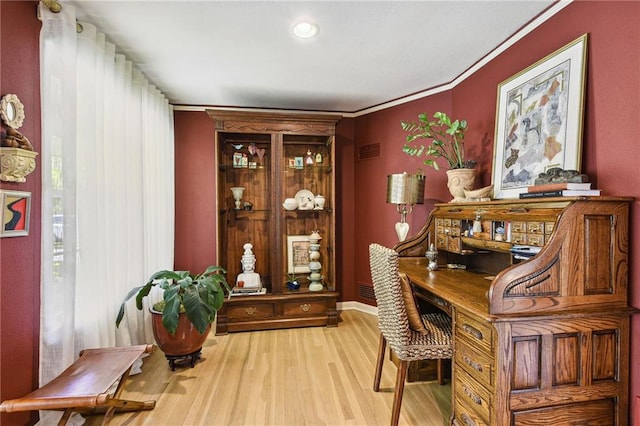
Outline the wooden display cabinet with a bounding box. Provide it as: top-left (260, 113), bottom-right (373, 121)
top-left (207, 109), bottom-right (341, 334)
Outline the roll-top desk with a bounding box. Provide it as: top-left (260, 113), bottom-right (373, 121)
top-left (395, 197), bottom-right (633, 425)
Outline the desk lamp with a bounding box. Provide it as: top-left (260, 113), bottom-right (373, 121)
top-left (386, 173), bottom-right (425, 241)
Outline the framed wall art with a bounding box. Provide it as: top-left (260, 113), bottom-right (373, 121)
top-left (491, 34), bottom-right (588, 199)
top-left (1, 190), bottom-right (31, 237)
top-left (287, 235), bottom-right (310, 274)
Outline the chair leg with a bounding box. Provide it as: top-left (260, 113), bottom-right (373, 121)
top-left (437, 359), bottom-right (445, 385)
top-left (373, 333), bottom-right (386, 392)
top-left (391, 359), bottom-right (409, 426)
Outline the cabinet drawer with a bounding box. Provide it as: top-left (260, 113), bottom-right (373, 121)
top-left (526, 221), bottom-right (545, 234)
top-left (455, 311), bottom-right (494, 354)
top-left (511, 221), bottom-right (526, 233)
top-left (455, 340), bottom-right (494, 389)
top-left (455, 370), bottom-right (492, 425)
top-left (228, 303), bottom-right (275, 320)
top-left (283, 300), bottom-right (327, 317)
top-left (545, 221), bottom-right (555, 234)
top-left (511, 233), bottom-right (527, 244)
top-left (527, 234), bottom-right (544, 247)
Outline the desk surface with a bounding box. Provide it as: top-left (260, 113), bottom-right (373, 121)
top-left (399, 257), bottom-right (492, 320)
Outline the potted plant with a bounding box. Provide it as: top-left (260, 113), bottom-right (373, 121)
top-left (116, 265), bottom-right (230, 369)
top-left (401, 111), bottom-right (477, 201)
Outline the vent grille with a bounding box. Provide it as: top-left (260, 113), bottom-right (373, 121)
top-left (358, 143), bottom-right (381, 160)
top-left (359, 283), bottom-right (376, 302)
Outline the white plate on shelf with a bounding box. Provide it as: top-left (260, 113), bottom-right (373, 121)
top-left (295, 189), bottom-right (314, 210)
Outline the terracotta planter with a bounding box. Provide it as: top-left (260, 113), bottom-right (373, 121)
top-left (446, 168), bottom-right (476, 202)
top-left (150, 309), bottom-right (211, 357)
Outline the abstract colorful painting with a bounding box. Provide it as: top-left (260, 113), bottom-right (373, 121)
top-left (492, 34), bottom-right (588, 199)
top-left (1, 190), bottom-right (31, 237)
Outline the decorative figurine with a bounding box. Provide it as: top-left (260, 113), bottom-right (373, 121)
top-left (236, 243), bottom-right (261, 288)
top-left (308, 230), bottom-right (323, 291)
top-left (426, 243), bottom-right (438, 271)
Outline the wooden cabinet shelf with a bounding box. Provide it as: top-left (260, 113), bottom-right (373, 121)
top-left (208, 109), bottom-right (341, 334)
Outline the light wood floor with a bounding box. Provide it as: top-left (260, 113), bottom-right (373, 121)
top-left (86, 310), bottom-right (451, 425)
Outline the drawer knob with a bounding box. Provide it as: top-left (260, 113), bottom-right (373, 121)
top-left (245, 307), bottom-right (257, 316)
top-left (300, 303), bottom-right (311, 312)
top-left (461, 413), bottom-right (477, 426)
top-left (462, 324), bottom-right (484, 340)
top-left (463, 355), bottom-right (483, 372)
top-left (463, 385), bottom-right (482, 405)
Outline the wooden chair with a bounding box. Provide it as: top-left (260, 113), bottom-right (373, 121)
top-left (369, 243), bottom-right (452, 426)
top-left (0, 345), bottom-right (156, 425)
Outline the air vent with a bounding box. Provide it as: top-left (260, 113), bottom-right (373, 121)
top-left (358, 283), bottom-right (376, 302)
top-left (358, 143), bottom-right (381, 161)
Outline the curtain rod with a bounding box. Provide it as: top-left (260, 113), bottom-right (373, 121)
top-left (42, 0), bottom-right (62, 13)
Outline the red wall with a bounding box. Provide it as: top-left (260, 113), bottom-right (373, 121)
top-left (173, 111), bottom-right (218, 272)
top-left (0, 2), bottom-right (41, 425)
top-left (352, 0), bottom-right (640, 420)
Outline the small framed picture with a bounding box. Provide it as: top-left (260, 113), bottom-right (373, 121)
top-left (287, 235), bottom-right (310, 274)
top-left (233, 152), bottom-right (243, 168)
top-left (294, 157), bottom-right (304, 169)
top-left (288, 158), bottom-right (296, 168)
top-left (1, 190), bottom-right (31, 238)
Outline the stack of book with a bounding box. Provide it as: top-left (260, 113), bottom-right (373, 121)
top-left (519, 182), bottom-right (601, 199)
top-left (230, 285), bottom-right (266, 296)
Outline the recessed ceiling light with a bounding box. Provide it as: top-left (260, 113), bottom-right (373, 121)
top-left (292, 21), bottom-right (319, 39)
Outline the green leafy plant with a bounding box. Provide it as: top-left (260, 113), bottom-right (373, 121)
top-left (401, 111), bottom-right (476, 170)
top-left (116, 265), bottom-right (230, 335)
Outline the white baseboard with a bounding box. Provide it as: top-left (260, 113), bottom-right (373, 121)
top-left (337, 301), bottom-right (377, 316)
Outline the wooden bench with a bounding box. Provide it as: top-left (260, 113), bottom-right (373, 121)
top-left (0, 345), bottom-right (156, 425)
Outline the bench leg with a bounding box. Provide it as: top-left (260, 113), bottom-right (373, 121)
top-left (58, 409), bottom-right (73, 426)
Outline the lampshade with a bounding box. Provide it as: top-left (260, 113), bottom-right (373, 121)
top-left (386, 173), bottom-right (425, 205)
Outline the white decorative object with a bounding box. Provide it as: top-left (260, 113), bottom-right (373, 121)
top-left (313, 194), bottom-right (326, 210)
top-left (230, 187), bottom-right (244, 210)
top-left (308, 230), bottom-right (323, 291)
top-left (236, 243), bottom-right (261, 288)
top-left (282, 198), bottom-right (297, 210)
top-left (0, 148), bottom-right (38, 183)
top-left (295, 189), bottom-right (314, 210)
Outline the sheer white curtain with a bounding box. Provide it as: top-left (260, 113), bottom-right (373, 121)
top-left (39, 0), bottom-right (174, 397)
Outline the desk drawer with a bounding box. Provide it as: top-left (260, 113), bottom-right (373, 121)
top-left (455, 369), bottom-right (492, 425)
top-left (455, 311), bottom-right (494, 355)
top-left (454, 400), bottom-right (489, 426)
top-left (455, 340), bottom-right (494, 389)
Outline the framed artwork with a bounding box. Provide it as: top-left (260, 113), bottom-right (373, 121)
top-left (287, 235), bottom-right (310, 274)
top-left (1, 190), bottom-right (31, 237)
top-left (491, 34), bottom-right (588, 199)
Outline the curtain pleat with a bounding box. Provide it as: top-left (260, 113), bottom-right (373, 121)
top-left (38, 5), bottom-right (175, 423)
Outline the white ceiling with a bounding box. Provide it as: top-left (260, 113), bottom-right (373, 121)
top-left (67, 0), bottom-right (556, 113)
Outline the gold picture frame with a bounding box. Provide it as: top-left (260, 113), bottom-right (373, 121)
top-left (491, 34), bottom-right (588, 199)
